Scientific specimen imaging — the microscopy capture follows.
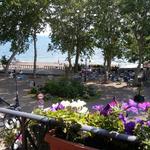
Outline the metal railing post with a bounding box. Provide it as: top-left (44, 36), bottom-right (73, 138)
top-left (21, 117), bottom-right (27, 150)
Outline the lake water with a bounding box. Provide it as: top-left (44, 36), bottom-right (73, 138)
top-left (0, 35), bottom-right (137, 68)
top-left (0, 35), bottom-right (104, 65)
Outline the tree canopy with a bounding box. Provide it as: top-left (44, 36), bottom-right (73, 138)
top-left (47, 0), bottom-right (94, 71)
top-left (0, 0), bottom-right (150, 73)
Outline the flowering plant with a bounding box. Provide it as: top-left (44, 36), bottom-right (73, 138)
top-left (33, 99), bottom-right (89, 142)
top-left (91, 99), bottom-right (150, 149)
top-left (33, 98), bottom-right (150, 149)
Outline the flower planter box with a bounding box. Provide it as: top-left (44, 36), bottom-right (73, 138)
top-left (44, 132), bottom-right (98, 150)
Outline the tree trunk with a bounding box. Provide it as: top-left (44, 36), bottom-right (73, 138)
top-left (33, 31), bottom-right (37, 79)
top-left (68, 51), bottom-right (72, 71)
top-left (104, 49), bottom-right (112, 83)
top-left (74, 47), bottom-right (80, 72)
top-left (107, 56), bottom-right (112, 73)
top-left (134, 50), bottom-right (142, 84)
top-left (103, 56), bottom-right (108, 82)
top-left (134, 38), bottom-right (143, 84)
top-left (4, 51), bottom-right (18, 74)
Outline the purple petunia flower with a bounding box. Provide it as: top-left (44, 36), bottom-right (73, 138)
top-left (119, 114), bottom-right (127, 124)
top-left (128, 99), bottom-right (137, 107)
top-left (135, 118), bottom-right (144, 125)
top-left (147, 121), bottom-right (150, 127)
top-left (109, 99), bottom-right (118, 107)
top-left (50, 103), bottom-right (65, 111)
top-left (138, 102), bottom-right (147, 111)
top-left (127, 106), bottom-right (139, 114)
top-left (121, 102), bottom-right (129, 110)
top-left (92, 105), bottom-right (104, 112)
top-left (100, 104), bottom-right (110, 116)
top-left (125, 121), bottom-right (135, 135)
top-left (121, 100), bottom-right (139, 114)
top-left (146, 102), bottom-right (150, 108)
top-left (138, 102), bottom-right (150, 111)
top-left (100, 99), bottom-right (118, 116)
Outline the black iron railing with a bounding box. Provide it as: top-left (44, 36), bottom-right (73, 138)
top-left (0, 108), bottom-right (52, 150)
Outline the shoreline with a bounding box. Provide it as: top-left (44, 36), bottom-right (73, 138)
top-left (13, 61), bottom-right (66, 67)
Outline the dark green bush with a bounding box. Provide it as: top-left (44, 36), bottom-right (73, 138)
top-left (43, 78), bottom-right (85, 98)
top-left (30, 87), bottom-right (38, 94)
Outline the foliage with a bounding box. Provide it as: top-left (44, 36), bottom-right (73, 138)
top-left (0, 0), bottom-right (150, 75)
top-left (134, 108), bottom-right (150, 150)
top-left (4, 99), bottom-right (150, 149)
top-left (33, 100), bottom-right (88, 142)
top-left (92, 99), bottom-right (150, 149)
top-left (135, 124), bottom-right (150, 150)
top-left (30, 87), bottom-right (38, 94)
top-left (41, 78), bottom-right (86, 99)
top-left (47, 0), bottom-right (94, 71)
top-left (0, 55), bottom-right (8, 69)
top-left (3, 130), bottom-right (16, 147)
top-left (90, 0), bottom-right (124, 72)
top-left (119, 0), bottom-right (150, 77)
top-left (30, 78), bottom-right (100, 100)
top-left (0, 0), bottom-right (50, 73)
top-left (32, 99), bottom-right (150, 149)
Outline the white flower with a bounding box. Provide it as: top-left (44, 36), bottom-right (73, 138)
top-left (60, 100), bottom-right (71, 108)
top-left (77, 99), bottom-right (86, 107)
top-left (13, 139), bottom-right (22, 150)
top-left (69, 100), bottom-right (87, 111)
top-left (77, 99), bottom-right (86, 106)
top-left (70, 101), bottom-right (78, 108)
top-left (44, 107), bottom-right (51, 111)
top-left (79, 107), bottom-right (88, 114)
top-left (52, 103), bottom-right (59, 108)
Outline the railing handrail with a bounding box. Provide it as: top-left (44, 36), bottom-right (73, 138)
top-left (0, 107), bottom-right (51, 123)
top-left (0, 107), bottom-right (138, 143)
top-left (81, 125), bottom-right (138, 143)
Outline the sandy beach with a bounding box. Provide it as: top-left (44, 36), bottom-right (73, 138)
top-left (14, 61), bottom-right (65, 67)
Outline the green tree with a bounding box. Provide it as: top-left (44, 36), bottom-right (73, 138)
top-left (0, 0), bottom-right (50, 75)
top-left (48, 0), bottom-right (94, 72)
top-left (23, 0), bottom-right (50, 78)
top-left (0, 0), bottom-right (30, 73)
top-left (119, 0), bottom-right (150, 81)
top-left (92, 0), bottom-right (123, 81)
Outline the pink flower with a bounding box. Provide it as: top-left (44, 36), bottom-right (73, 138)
top-left (121, 102), bottom-right (129, 110)
top-left (109, 99), bottom-right (118, 108)
top-left (92, 105), bottom-right (104, 112)
top-left (128, 99), bottom-right (137, 107)
top-left (127, 107), bottom-right (139, 114)
top-left (138, 103), bottom-right (147, 111)
top-left (147, 121), bottom-right (150, 127)
top-left (138, 102), bottom-right (150, 111)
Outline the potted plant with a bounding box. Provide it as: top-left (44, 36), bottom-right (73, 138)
top-left (5, 99), bottom-right (149, 149)
top-left (44, 130), bottom-right (97, 150)
top-left (33, 100), bottom-right (96, 149)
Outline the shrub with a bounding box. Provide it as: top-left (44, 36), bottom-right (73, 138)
top-left (43, 78), bottom-right (85, 99)
top-left (30, 87), bottom-right (38, 94)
